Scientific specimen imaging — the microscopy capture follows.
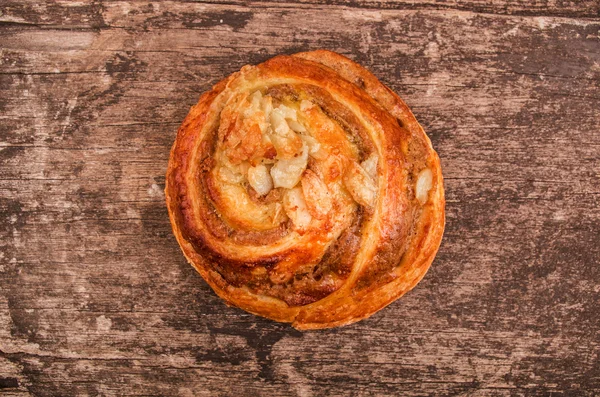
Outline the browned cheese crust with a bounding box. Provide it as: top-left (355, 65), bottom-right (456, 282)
top-left (165, 50), bottom-right (445, 330)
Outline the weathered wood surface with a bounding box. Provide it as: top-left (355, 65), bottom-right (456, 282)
top-left (1, 0), bottom-right (599, 395)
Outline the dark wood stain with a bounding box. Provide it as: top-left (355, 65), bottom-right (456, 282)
top-left (0, 1), bottom-right (599, 396)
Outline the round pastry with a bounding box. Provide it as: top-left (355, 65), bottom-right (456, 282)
top-left (165, 50), bottom-right (445, 330)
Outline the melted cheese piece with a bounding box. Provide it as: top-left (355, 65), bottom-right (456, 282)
top-left (416, 168), bottom-right (433, 204)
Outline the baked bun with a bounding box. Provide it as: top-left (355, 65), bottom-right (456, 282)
top-left (165, 50), bottom-right (445, 329)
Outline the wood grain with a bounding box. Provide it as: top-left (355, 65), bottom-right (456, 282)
top-left (1, 1), bottom-right (599, 395)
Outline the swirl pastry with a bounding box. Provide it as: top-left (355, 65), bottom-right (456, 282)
top-left (165, 50), bottom-right (445, 329)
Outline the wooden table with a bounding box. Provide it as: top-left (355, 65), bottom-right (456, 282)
top-left (1, 1), bottom-right (599, 395)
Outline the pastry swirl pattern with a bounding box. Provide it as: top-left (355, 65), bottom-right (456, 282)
top-left (165, 50), bottom-right (445, 329)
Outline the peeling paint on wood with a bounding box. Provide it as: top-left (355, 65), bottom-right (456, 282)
top-left (0, 0), bottom-right (599, 396)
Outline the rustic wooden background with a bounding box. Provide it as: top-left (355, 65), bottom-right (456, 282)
top-left (1, 1), bottom-right (599, 396)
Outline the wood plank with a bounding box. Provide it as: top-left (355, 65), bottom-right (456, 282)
top-left (1, 1), bottom-right (599, 396)
top-left (1, 0), bottom-right (599, 25)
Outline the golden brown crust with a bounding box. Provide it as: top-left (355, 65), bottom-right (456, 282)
top-left (165, 50), bottom-right (445, 329)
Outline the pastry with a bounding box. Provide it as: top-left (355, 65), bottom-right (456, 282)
top-left (165, 50), bottom-right (445, 329)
